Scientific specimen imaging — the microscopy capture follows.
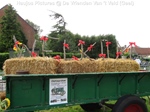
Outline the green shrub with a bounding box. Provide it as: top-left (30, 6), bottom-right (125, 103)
top-left (45, 52), bottom-right (81, 58)
top-left (0, 53), bottom-right (9, 70)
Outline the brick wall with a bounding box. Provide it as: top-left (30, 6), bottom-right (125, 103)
top-left (0, 5), bottom-right (36, 49)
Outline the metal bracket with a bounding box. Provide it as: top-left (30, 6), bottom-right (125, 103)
top-left (138, 74), bottom-right (146, 83)
top-left (119, 74), bottom-right (126, 84)
top-left (98, 75), bottom-right (104, 86)
top-left (72, 75), bottom-right (78, 89)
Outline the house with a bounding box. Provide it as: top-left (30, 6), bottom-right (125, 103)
top-left (132, 47), bottom-right (150, 57)
top-left (0, 5), bottom-right (36, 49)
top-left (119, 45), bottom-right (150, 57)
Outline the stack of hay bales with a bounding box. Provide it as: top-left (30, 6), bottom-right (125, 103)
top-left (3, 57), bottom-right (58, 75)
top-left (58, 58), bottom-right (140, 73)
top-left (3, 57), bottom-right (140, 75)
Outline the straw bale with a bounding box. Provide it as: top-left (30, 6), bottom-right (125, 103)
top-left (57, 58), bottom-right (140, 74)
top-left (57, 58), bottom-right (99, 73)
top-left (3, 57), bottom-right (58, 75)
top-left (3, 57), bottom-right (140, 75)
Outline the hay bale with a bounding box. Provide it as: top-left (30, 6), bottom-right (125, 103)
top-left (3, 57), bottom-right (58, 75)
top-left (57, 58), bottom-right (99, 73)
top-left (57, 58), bottom-right (140, 73)
top-left (3, 57), bottom-right (140, 75)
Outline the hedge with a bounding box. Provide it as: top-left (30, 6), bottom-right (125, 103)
top-left (44, 52), bottom-right (81, 58)
top-left (0, 53), bottom-right (9, 70)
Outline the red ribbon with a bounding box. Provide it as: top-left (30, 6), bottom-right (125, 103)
top-left (40, 36), bottom-right (49, 41)
top-left (72, 56), bottom-right (79, 60)
top-left (99, 53), bottom-right (106, 58)
top-left (129, 42), bottom-right (136, 47)
top-left (106, 41), bottom-right (111, 47)
top-left (63, 43), bottom-right (69, 49)
top-left (31, 52), bottom-right (37, 57)
top-left (87, 45), bottom-right (94, 51)
top-left (78, 40), bottom-right (85, 46)
top-left (53, 55), bottom-right (61, 60)
top-left (116, 52), bottom-right (121, 57)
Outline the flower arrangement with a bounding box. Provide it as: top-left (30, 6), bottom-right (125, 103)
top-left (13, 41), bottom-right (26, 57)
top-left (122, 48), bottom-right (130, 57)
top-left (13, 36), bottom-right (37, 57)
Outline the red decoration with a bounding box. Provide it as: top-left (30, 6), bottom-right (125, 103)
top-left (72, 56), bottom-right (79, 60)
top-left (78, 40), bottom-right (85, 46)
top-left (106, 41), bottom-right (111, 47)
top-left (15, 41), bottom-right (22, 45)
top-left (63, 43), bottom-right (69, 49)
top-left (99, 53), bottom-right (106, 58)
top-left (31, 52), bottom-right (37, 57)
top-left (116, 52), bottom-right (121, 57)
top-left (53, 55), bottom-right (61, 60)
top-left (87, 45), bottom-right (94, 51)
top-left (40, 36), bottom-right (49, 41)
top-left (129, 42), bottom-right (136, 47)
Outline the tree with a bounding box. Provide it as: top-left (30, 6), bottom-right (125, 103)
top-left (49, 10), bottom-right (67, 36)
top-left (0, 4), bottom-right (27, 52)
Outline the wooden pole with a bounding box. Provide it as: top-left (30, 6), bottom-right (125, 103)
top-left (130, 46), bottom-right (132, 59)
top-left (42, 41), bottom-right (45, 56)
top-left (107, 43), bottom-right (109, 58)
top-left (63, 40), bottom-right (66, 60)
top-left (81, 44), bottom-right (84, 59)
top-left (101, 41), bottom-right (103, 54)
top-left (32, 40), bottom-right (36, 53)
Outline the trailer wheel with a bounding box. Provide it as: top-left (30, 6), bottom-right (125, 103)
top-left (112, 95), bottom-right (147, 112)
top-left (80, 103), bottom-right (102, 112)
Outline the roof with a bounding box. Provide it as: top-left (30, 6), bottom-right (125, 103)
top-left (0, 4), bottom-right (36, 32)
top-left (133, 47), bottom-right (150, 55)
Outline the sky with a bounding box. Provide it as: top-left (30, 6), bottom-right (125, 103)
top-left (1, 0), bottom-right (150, 47)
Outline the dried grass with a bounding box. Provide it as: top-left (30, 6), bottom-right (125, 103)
top-left (3, 57), bottom-right (140, 75)
top-left (3, 57), bottom-right (58, 75)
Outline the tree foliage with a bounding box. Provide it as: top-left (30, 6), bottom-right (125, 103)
top-left (47, 31), bottom-right (117, 58)
top-left (49, 10), bottom-right (67, 36)
top-left (0, 4), bottom-right (27, 52)
top-left (46, 10), bottom-right (117, 58)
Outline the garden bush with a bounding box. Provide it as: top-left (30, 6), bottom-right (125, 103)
top-left (0, 53), bottom-right (9, 70)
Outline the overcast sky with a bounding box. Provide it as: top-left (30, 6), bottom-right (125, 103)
top-left (1, 0), bottom-right (150, 47)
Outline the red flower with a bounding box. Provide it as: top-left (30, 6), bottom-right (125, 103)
top-left (15, 41), bottom-right (22, 45)
top-left (13, 44), bottom-right (17, 51)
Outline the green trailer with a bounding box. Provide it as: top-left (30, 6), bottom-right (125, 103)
top-left (3, 71), bottom-right (150, 112)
